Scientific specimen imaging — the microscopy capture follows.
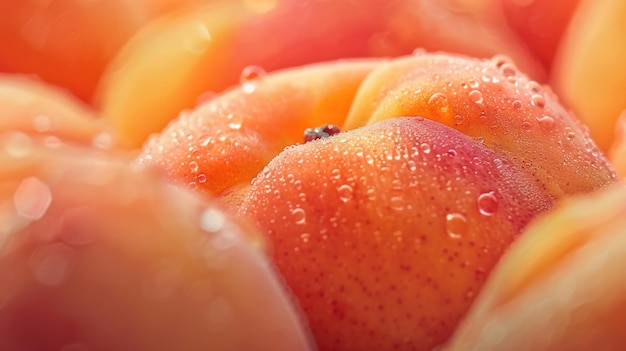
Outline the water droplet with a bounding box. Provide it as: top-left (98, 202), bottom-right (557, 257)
top-left (531, 94), bottom-right (545, 108)
top-left (337, 184), bottom-right (353, 203)
top-left (240, 65), bottom-right (266, 93)
top-left (196, 91), bottom-right (217, 106)
top-left (199, 134), bottom-right (212, 147)
top-left (499, 63), bottom-right (518, 77)
top-left (197, 173), bottom-right (207, 184)
top-left (407, 160), bottom-right (417, 171)
top-left (390, 196), bottom-right (404, 211)
top-left (58, 207), bottom-right (97, 246)
top-left (32, 114), bottom-right (52, 132)
top-left (14, 177), bottom-right (52, 220)
top-left (30, 243), bottom-right (74, 286)
top-left (92, 132), bottom-right (114, 149)
top-left (184, 22), bottom-right (212, 54)
top-left (428, 92), bottom-right (449, 113)
top-left (536, 115), bottom-right (555, 129)
top-left (206, 296), bottom-right (233, 332)
top-left (292, 208), bottom-right (306, 225)
top-left (447, 149), bottom-right (457, 157)
top-left (226, 113), bottom-right (242, 130)
top-left (200, 207), bottom-right (226, 232)
top-left (566, 130), bottom-right (576, 141)
top-left (189, 161), bottom-right (199, 173)
top-left (4, 131), bottom-right (33, 158)
top-left (521, 121), bottom-right (532, 131)
top-left (469, 90), bottom-right (483, 104)
top-left (477, 192), bottom-right (498, 216)
top-left (331, 168), bottom-right (342, 180)
top-left (526, 81), bottom-right (542, 94)
top-left (300, 233), bottom-right (310, 243)
top-left (453, 114), bottom-right (463, 125)
top-left (412, 47), bottom-right (426, 56)
top-left (420, 143), bottom-right (431, 154)
top-left (468, 79), bottom-right (479, 89)
top-left (512, 100), bottom-right (523, 110)
top-left (491, 54), bottom-right (512, 68)
top-left (446, 213), bottom-right (467, 239)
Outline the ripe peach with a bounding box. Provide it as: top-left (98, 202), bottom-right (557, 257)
top-left (97, 0), bottom-right (543, 148)
top-left (237, 117), bottom-right (554, 350)
top-left (0, 135), bottom-right (313, 351)
top-left (345, 53), bottom-right (616, 198)
top-left (551, 0), bottom-right (626, 152)
top-left (446, 182), bottom-right (626, 350)
top-left (140, 52), bottom-right (616, 350)
top-left (138, 59), bottom-right (381, 199)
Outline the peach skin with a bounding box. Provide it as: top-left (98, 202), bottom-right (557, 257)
top-left (237, 117), bottom-right (554, 351)
top-left (551, 0), bottom-right (626, 152)
top-left (0, 135), bottom-right (313, 351)
top-left (446, 182), bottom-right (626, 350)
top-left (138, 59), bottom-right (381, 199)
top-left (344, 53), bottom-right (617, 198)
top-left (97, 0), bottom-right (543, 148)
top-left (138, 52), bottom-right (617, 350)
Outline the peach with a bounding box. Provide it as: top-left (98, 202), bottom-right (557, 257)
top-left (446, 182), bottom-right (626, 350)
top-left (237, 117), bottom-right (554, 350)
top-left (0, 0), bottom-right (208, 102)
top-left (0, 135), bottom-right (313, 351)
top-left (499, 0), bottom-right (581, 71)
top-left (609, 111), bottom-right (626, 179)
top-left (551, 0), bottom-right (626, 152)
top-left (138, 59), bottom-right (381, 199)
top-left (344, 53), bottom-right (616, 198)
top-left (97, 0), bottom-right (543, 148)
top-left (140, 52), bottom-right (617, 350)
top-left (0, 74), bottom-right (107, 145)
top-left (0, 0), bottom-right (147, 102)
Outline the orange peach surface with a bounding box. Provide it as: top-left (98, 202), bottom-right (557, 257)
top-left (0, 135), bottom-right (313, 350)
top-left (97, 0), bottom-right (543, 148)
top-left (552, 0), bottom-right (626, 152)
top-left (447, 182), bottom-right (626, 350)
top-left (345, 54), bottom-right (616, 199)
top-left (140, 52), bottom-right (617, 350)
top-left (237, 117), bottom-right (553, 350)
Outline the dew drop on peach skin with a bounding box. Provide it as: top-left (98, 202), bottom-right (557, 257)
top-left (240, 65), bottom-right (266, 94)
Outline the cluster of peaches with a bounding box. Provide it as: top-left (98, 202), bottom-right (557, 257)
top-left (1, 0), bottom-right (625, 350)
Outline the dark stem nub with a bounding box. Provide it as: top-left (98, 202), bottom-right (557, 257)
top-left (303, 124), bottom-right (341, 143)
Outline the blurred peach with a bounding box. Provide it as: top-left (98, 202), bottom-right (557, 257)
top-left (0, 74), bottom-right (107, 145)
top-left (552, 0), bottom-right (626, 152)
top-left (0, 0), bottom-right (209, 102)
top-left (499, 0), bottom-right (581, 72)
top-left (97, 0), bottom-right (543, 148)
top-left (446, 182), bottom-right (626, 350)
top-left (0, 135), bottom-right (313, 351)
top-left (609, 111), bottom-right (626, 179)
